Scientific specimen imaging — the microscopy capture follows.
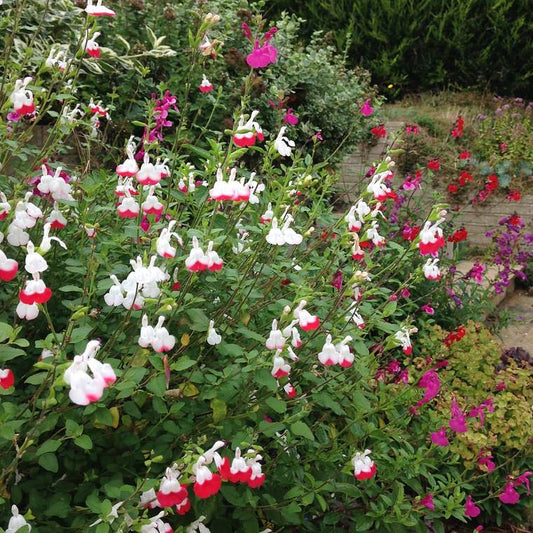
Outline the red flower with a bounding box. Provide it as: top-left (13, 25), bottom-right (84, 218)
top-left (371, 124), bottom-right (387, 138)
top-left (487, 174), bottom-right (499, 191)
top-left (0, 369), bottom-right (15, 389)
top-left (459, 150), bottom-right (471, 160)
top-left (458, 172), bottom-right (472, 186)
top-left (508, 190), bottom-right (521, 202)
top-left (427, 159), bottom-right (440, 171)
top-left (448, 183), bottom-right (459, 193)
top-left (448, 227), bottom-right (468, 243)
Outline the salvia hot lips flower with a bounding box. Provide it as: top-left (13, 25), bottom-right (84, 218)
top-left (418, 218), bottom-right (446, 256)
top-left (345, 199), bottom-right (371, 232)
top-left (423, 257), bottom-right (441, 280)
top-left (10, 77), bottom-right (35, 116)
top-left (199, 74), bottom-right (213, 93)
top-left (138, 315), bottom-right (176, 353)
top-left (193, 441), bottom-right (225, 499)
top-left (156, 220), bottom-right (183, 258)
top-left (233, 110), bottom-right (264, 147)
top-left (394, 326), bottom-right (416, 355)
top-left (85, 31), bottom-right (101, 58)
top-left (271, 350), bottom-right (291, 378)
top-left (293, 300), bottom-right (320, 331)
top-left (63, 340), bottom-right (116, 406)
top-left (352, 449), bottom-right (376, 480)
top-left (117, 190), bottom-right (140, 218)
top-left (137, 154), bottom-right (163, 186)
top-left (85, 0), bottom-right (116, 17)
top-left (0, 368), bottom-right (15, 390)
top-left (5, 505), bottom-right (31, 533)
top-left (185, 237), bottom-right (209, 272)
top-left (274, 126), bottom-right (295, 157)
top-left (156, 465), bottom-right (188, 507)
top-left (0, 249), bottom-right (18, 282)
top-left (116, 137), bottom-right (139, 177)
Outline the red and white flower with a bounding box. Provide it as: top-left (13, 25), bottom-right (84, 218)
top-left (85, 31), bottom-right (101, 58)
top-left (205, 241), bottom-right (223, 271)
top-left (116, 137), bottom-right (139, 177)
top-left (423, 257), bottom-right (441, 280)
top-left (63, 340), bottom-right (116, 406)
top-left (46, 202), bottom-right (68, 229)
top-left (352, 449), bottom-right (376, 480)
top-left (260, 202), bottom-right (274, 224)
top-left (199, 74), bottom-right (213, 93)
top-left (117, 190), bottom-right (139, 218)
top-left (318, 335), bottom-right (338, 366)
top-left (233, 110), bottom-right (263, 147)
top-left (193, 441), bottom-right (225, 499)
top-left (367, 170), bottom-right (393, 201)
top-left (293, 300), bottom-right (320, 331)
top-left (394, 326), bottom-right (416, 355)
top-left (345, 199), bottom-right (370, 232)
top-left (271, 350), bottom-right (290, 378)
top-left (10, 77), bottom-right (35, 116)
top-left (156, 220), bottom-right (182, 258)
top-left (0, 250), bottom-right (18, 282)
top-left (142, 187), bottom-right (164, 216)
top-left (266, 319), bottom-right (285, 350)
top-left (0, 192), bottom-right (11, 220)
top-left (219, 447), bottom-right (252, 483)
top-left (156, 465), bottom-right (188, 507)
top-left (185, 237), bottom-right (209, 272)
top-left (19, 275), bottom-right (52, 305)
top-left (0, 368), bottom-right (15, 390)
top-left (418, 218), bottom-right (446, 256)
top-left (85, 0), bottom-right (116, 17)
top-left (137, 154), bottom-right (161, 186)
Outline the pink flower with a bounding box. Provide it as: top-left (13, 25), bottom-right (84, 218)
top-left (419, 493), bottom-right (435, 511)
top-left (464, 495), bottom-right (481, 518)
top-left (360, 99), bottom-right (373, 116)
top-left (477, 450), bottom-right (495, 472)
top-left (515, 471), bottom-right (532, 494)
top-left (246, 40), bottom-right (278, 69)
top-left (499, 482), bottom-right (520, 504)
top-left (449, 399), bottom-right (468, 433)
top-left (417, 369), bottom-right (440, 406)
top-left (283, 108), bottom-right (298, 125)
top-left (430, 426), bottom-right (449, 447)
top-left (199, 74), bottom-right (213, 93)
top-left (420, 303), bottom-right (435, 315)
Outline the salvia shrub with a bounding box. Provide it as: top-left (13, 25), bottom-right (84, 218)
top-left (0, 1), bottom-right (531, 532)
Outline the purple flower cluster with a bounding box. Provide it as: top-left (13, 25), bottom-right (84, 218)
top-left (489, 215), bottom-right (533, 294)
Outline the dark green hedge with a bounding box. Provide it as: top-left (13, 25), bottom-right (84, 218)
top-left (266, 0), bottom-right (533, 98)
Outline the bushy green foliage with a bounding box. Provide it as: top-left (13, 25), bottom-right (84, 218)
top-left (267, 0), bottom-right (533, 98)
top-left (0, 2), bottom-right (531, 532)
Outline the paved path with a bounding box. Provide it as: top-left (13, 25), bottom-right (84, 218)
top-left (498, 291), bottom-right (533, 354)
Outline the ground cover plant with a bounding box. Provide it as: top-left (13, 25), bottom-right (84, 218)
top-left (0, 1), bottom-right (531, 532)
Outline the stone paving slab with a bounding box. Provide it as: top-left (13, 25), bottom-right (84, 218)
top-left (497, 291), bottom-right (533, 354)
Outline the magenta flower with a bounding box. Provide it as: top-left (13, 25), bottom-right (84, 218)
top-left (464, 495), bottom-right (481, 518)
top-left (417, 370), bottom-right (440, 406)
top-left (419, 493), bottom-right (435, 511)
top-left (477, 450), bottom-right (495, 472)
top-left (283, 108), bottom-right (298, 125)
top-left (420, 303), bottom-right (435, 315)
top-left (449, 399), bottom-right (468, 433)
top-left (430, 426), bottom-right (449, 447)
top-left (360, 99), bottom-right (373, 116)
top-left (515, 471), bottom-right (532, 494)
top-left (246, 29), bottom-right (278, 69)
top-left (499, 482), bottom-right (520, 504)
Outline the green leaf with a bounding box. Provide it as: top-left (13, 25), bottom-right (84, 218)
top-left (265, 396), bottom-right (287, 414)
top-left (38, 453), bottom-right (59, 472)
top-left (382, 300), bottom-right (397, 317)
top-left (210, 398), bottom-right (227, 423)
top-left (65, 419), bottom-right (83, 437)
top-left (185, 308), bottom-right (210, 331)
top-left (70, 325), bottom-right (93, 344)
top-left (37, 439), bottom-right (62, 456)
top-left (254, 369), bottom-right (278, 392)
top-left (0, 323), bottom-right (13, 343)
top-left (0, 345), bottom-right (25, 362)
top-left (290, 421), bottom-right (315, 440)
top-left (74, 435), bottom-right (93, 450)
top-left (173, 357), bottom-right (197, 371)
top-left (146, 375), bottom-right (166, 397)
